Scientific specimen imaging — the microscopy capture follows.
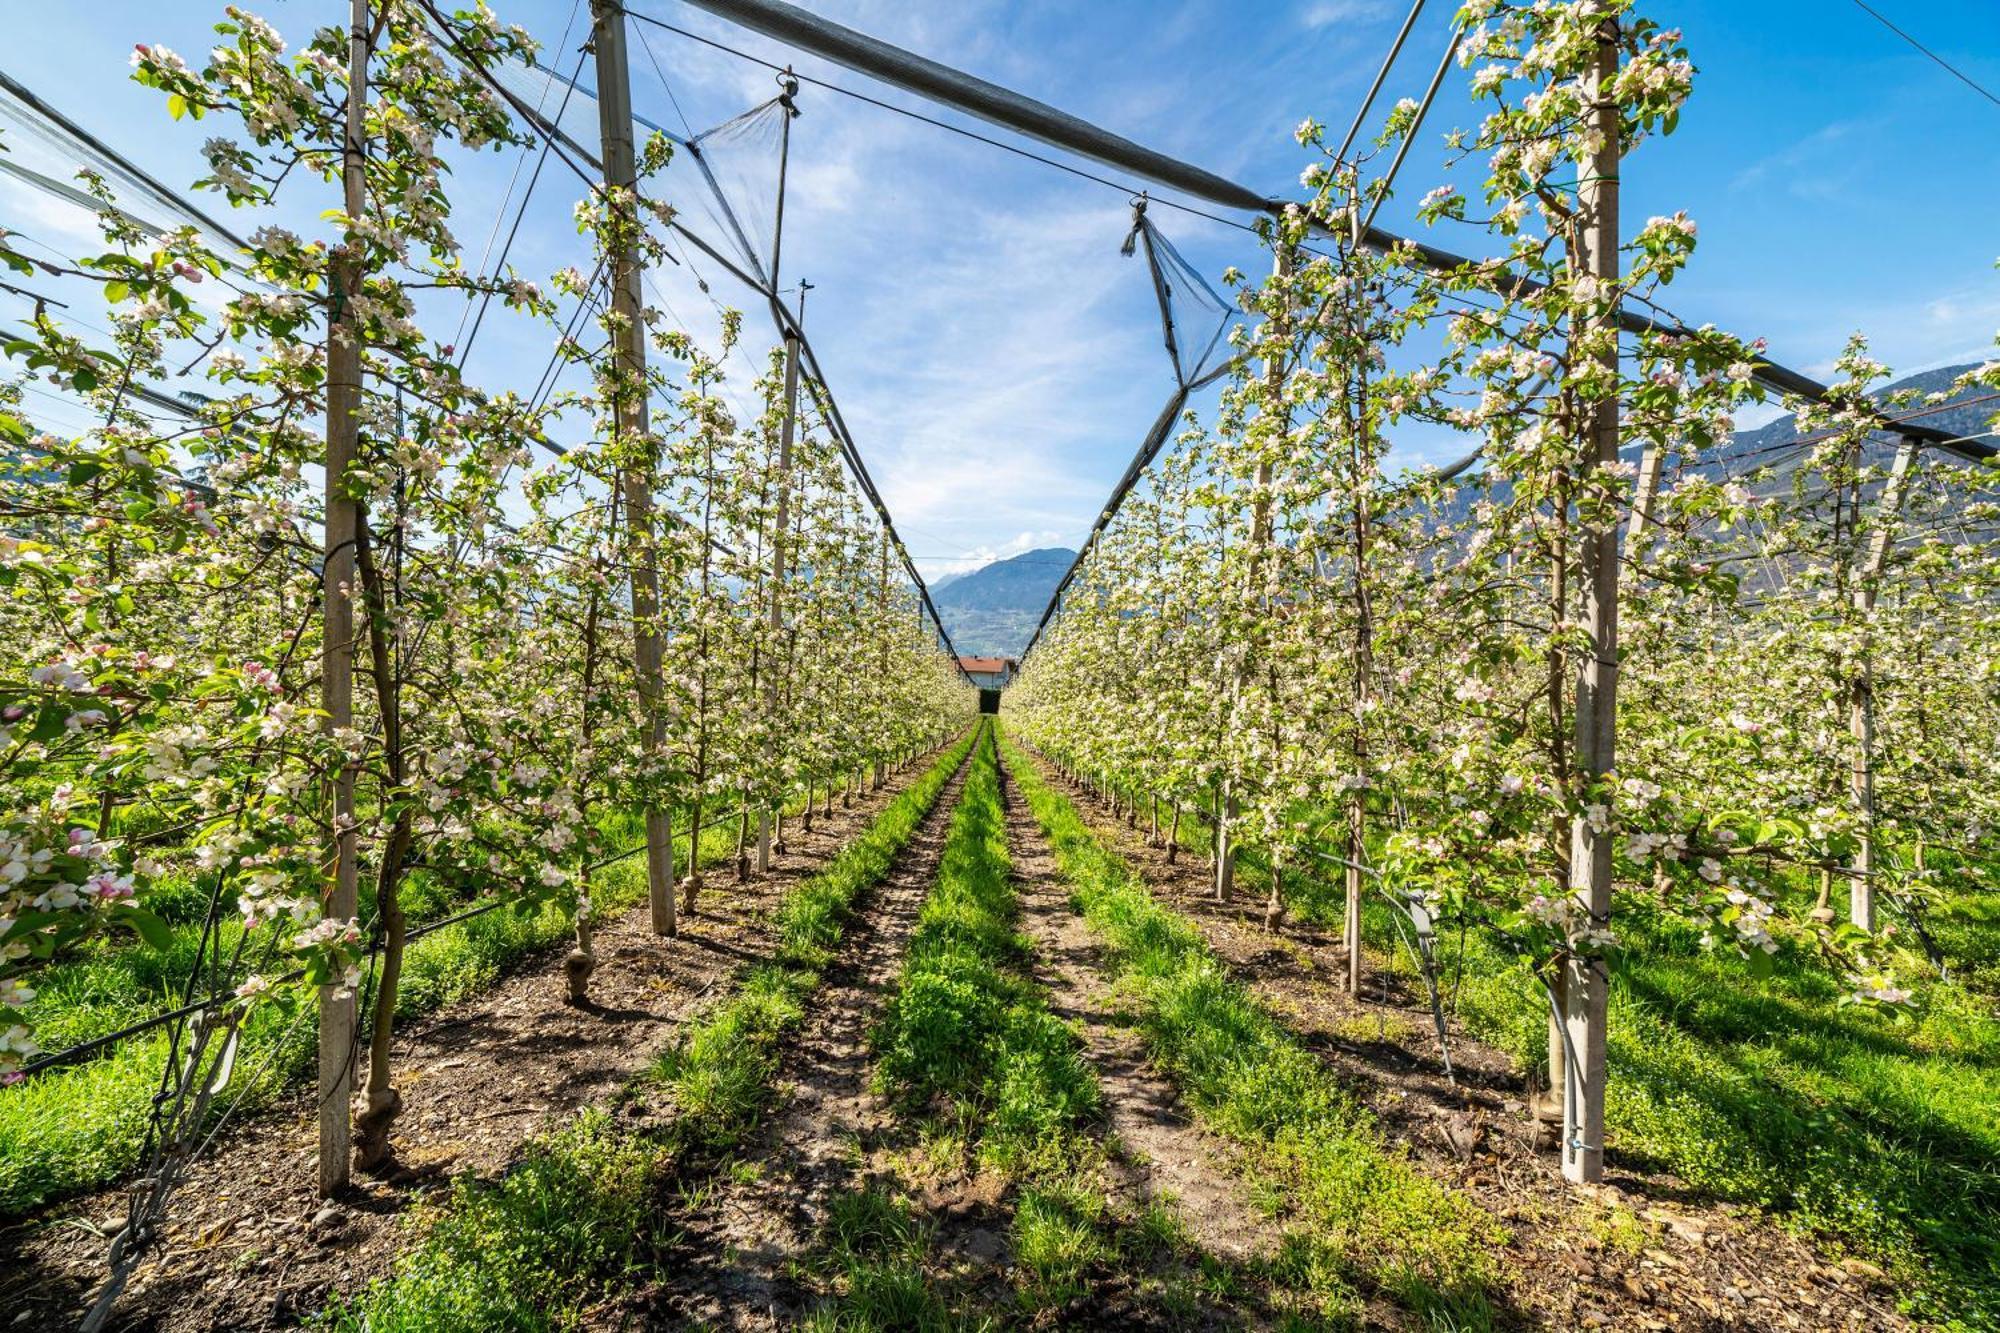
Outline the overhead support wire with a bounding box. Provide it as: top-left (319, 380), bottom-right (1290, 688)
top-left (423, 8), bottom-right (973, 679)
top-left (1357, 22), bottom-right (1464, 239)
top-left (1333, 0), bottom-right (1429, 168)
top-left (656, 0), bottom-right (1994, 466)
top-left (648, 0), bottom-right (1275, 213)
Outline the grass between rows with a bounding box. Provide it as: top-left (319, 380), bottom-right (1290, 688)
top-left (1206, 806), bottom-right (2000, 1328)
top-left (1421, 902), bottom-right (2000, 1330)
top-left (317, 729), bottom-right (978, 1331)
top-left (801, 721), bottom-right (1125, 1327)
top-left (0, 802), bottom-right (774, 1218)
top-left (1003, 733), bottom-right (1505, 1329)
top-left (1065, 762), bottom-right (2000, 1329)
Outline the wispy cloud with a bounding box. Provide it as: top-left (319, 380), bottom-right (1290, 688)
top-left (913, 528), bottom-right (1069, 579)
top-left (1727, 120), bottom-right (1862, 199)
top-left (1299, 0), bottom-right (1390, 30)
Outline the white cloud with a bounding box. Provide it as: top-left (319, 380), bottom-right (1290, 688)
top-left (1299, 0), bottom-right (1390, 30)
top-left (916, 528), bottom-right (1068, 579)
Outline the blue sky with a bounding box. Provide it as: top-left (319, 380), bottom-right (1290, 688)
top-left (4, 0), bottom-right (1997, 579)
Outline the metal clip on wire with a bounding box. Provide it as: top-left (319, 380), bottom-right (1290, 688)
top-left (1120, 193), bottom-right (1147, 257)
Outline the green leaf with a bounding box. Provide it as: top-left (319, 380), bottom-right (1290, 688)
top-left (29, 706), bottom-right (70, 744)
top-left (167, 93), bottom-right (186, 120)
top-left (116, 905), bottom-right (176, 951)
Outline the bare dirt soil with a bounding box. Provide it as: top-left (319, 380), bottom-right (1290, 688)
top-left (0, 767), bottom-right (926, 1333)
top-left (996, 753), bottom-right (1284, 1330)
top-left (623, 747), bottom-right (977, 1330)
top-left (1033, 756), bottom-right (1912, 1331)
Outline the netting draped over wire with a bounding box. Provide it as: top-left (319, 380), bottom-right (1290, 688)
top-left (0, 71), bottom-right (249, 259)
top-left (685, 98), bottom-right (788, 290)
top-left (490, 59), bottom-right (785, 295)
top-left (1122, 199), bottom-right (1235, 392)
top-left (1026, 200), bottom-right (1240, 652)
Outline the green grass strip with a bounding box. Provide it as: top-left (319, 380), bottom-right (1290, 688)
top-left (320, 729), bottom-right (979, 1332)
top-left (821, 722), bottom-right (1104, 1326)
top-left (1001, 730), bottom-right (1503, 1327)
top-left (0, 806), bottom-right (757, 1218)
top-left (872, 723), bottom-right (1098, 1173)
top-left (812, 728), bottom-right (1254, 1328)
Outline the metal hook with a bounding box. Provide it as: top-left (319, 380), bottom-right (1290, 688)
top-left (1120, 192), bottom-right (1149, 257)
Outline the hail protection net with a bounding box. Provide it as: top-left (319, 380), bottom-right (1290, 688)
top-left (1124, 208), bottom-right (1236, 389)
top-left (491, 57), bottom-right (631, 173)
top-left (496, 59), bottom-right (789, 297)
top-left (687, 98), bottom-right (788, 291)
top-left (1653, 395), bottom-right (2000, 598)
top-left (0, 72), bottom-right (250, 261)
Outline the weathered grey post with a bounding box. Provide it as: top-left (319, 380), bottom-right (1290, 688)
top-left (591, 0), bottom-right (676, 936)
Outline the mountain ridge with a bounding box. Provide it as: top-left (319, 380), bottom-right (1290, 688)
top-left (934, 547), bottom-right (1075, 658)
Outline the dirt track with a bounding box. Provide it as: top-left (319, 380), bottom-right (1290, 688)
top-left (1, 764), bottom-right (930, 1333)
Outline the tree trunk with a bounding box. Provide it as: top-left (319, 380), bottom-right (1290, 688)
top-left (1214, 790), bottom-right (1237, 901)
top-left (352, 514), bottom-right (408, 1173)
top-left (317, 0), bottom-right (369, 1199)
top-left (682, 794), bottom-right (704, 914)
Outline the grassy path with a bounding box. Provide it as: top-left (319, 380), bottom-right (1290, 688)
top-left (997, 752), bottom-right (1271, 1270)
top-left (641, 725), bottom-right (987, 1328)
top-left (761, 722), bottom-right (1278, 1329)
top-left (1015, 736), bottom-right (1931, 1331)
top-left (4, 734), bottom-right (977, 1333)
top-left (1001, 732), bottom-right (1508, 1329)
top-left (316, 728), bottom-right (981, 1332)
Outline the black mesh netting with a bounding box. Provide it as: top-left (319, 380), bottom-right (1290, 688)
top-left (1123, 203), bottom-right (1235, 389)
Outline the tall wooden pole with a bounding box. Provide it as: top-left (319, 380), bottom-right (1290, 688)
top-left (591, 0), bottom-right (675, 936)
top-left (1561, 17), bottom-right (1621, 1185)
top-left (317, 0), bottom-right (368, 1198)
top-left (1344, 291), bottom-right (1373, 998)
top-left (1849, 435), bottom-right (1918, 930)
top-left (756, 77), bottom-right (799, 872)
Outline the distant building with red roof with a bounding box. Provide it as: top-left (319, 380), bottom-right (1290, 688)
top-left (957, 656), bottom-right (1017, 689)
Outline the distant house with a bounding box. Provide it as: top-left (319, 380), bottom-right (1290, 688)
top-left (956, 655), bottom-right (1017, 690)
top-left (957, 656), bottom-right (1016, 714)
